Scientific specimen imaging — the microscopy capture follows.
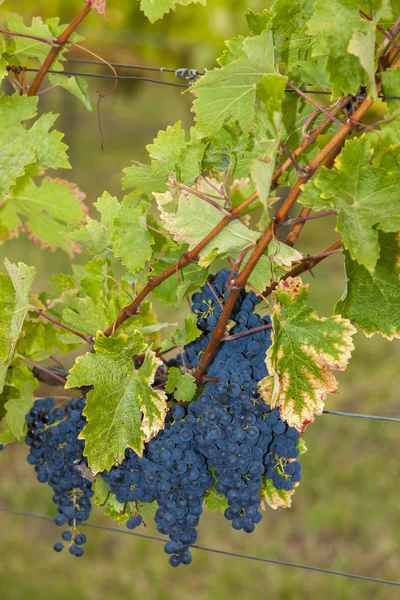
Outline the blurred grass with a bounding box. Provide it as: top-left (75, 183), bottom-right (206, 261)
top-left (1, 1), bottom-right (400, 598)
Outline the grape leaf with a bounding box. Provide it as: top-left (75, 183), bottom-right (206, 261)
top-left (17, 318), bottom-right (76, 361)
top-left (305, 0), bottom-right (387, 97)
top-left (146, 122), bottom-right (187, 170)
top-left (0, 259), bottom-right (35, 391)
top-left (335, 232), bottom-right (400, 340)
top-left (171, 314), bottom-right (202, 347)
top-left (299, 137), bottom-right (400, 271)
top-left (112, 195), bottom-right (154, 275)
top-left (139, 0), bottom-right (206, 23)
top-left (251, 74), bottom-right (287, 206)
top-left (66, 332), bottom-right (168, 473)
top-left (69, 192), bottom-right (153, 275)
top-left (49, 74), bottom-right (92, 111)
top-left (165, 367), bottom-right (197, 402)
top-left (1, 177), bottom-right (87, 257)
top-left (122, 162), bottom-right (168, 199)
top-left (241, 241), bottom-right (303, 292)
top-left (68, 191), bottom-right (120, 257)
top-left (152, 254), bottom-right (209, 306)
top-left (2, 14), bottom-right (56, 66)
top-left (155, 178), bottom-right (259, 267)
top-left (379, 68), bottom-right (400, 146)
top-left (192, 31), bottom-right (276, 138)
top-left (258, 277), bottom-right (356, 433)
top-left (0, 94), bottom-right (68, 198)
top-left (260, 477), bottom-right (295, 510)
top-left (0, 361), bottom-right (38, 445)
top-left (205, 485), bottom-right (229, 512)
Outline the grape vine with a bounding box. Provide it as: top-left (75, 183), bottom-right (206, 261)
top-left (0, 0), bottom-right (399, 568)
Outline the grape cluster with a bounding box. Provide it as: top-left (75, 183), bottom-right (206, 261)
top-left (20, 268), bottom-right (303, 567)
top-left (180, 269), bottom-right (302, 532)
top-left (25, 397), bottom-right (93, 557)
top-left (103, 404), bottom-right (214, 567)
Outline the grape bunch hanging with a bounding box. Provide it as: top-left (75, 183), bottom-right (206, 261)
top-left (23, 269), bottom-right (302, 567)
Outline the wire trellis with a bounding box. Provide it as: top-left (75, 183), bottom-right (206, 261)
top-left (0, 507), bottom-right (399, 587)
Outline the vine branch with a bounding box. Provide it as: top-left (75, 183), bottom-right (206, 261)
top-left (27, 3), bottom-right (93, 96)
top-left (263, 239), bottom-right (343, 296)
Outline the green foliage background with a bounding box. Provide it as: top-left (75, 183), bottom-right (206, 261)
top-left (0, 1), bottom-right (399, 598)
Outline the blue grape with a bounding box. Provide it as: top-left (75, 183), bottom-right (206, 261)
top-left (25, 396), bottom-right (93, 557)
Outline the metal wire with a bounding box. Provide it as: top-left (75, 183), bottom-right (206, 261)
top-left (24, 68), bottom-right (189, 88)
top-left (0, 507), bottom-right (399, 587)
top-left (67, 57), bottom-right (185, 73)
top-left (19, 66), bottom-right (400, 99)
top-left (323, 410), bottom-right (400, 423)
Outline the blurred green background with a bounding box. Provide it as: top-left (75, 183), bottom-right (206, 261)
top-left (1, 2), bottom-right (400, 599)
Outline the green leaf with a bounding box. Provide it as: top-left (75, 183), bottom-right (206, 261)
top-left (146, 122), bottom-right (186, 171)
top-left (17, 319), bottom-right (75, 361)
top-left (152, 255), bottom-right (209, 306)
top-left (139, 0), bottom-right (206, 23)
top-left (0, 260), bottom-right (35, 391)
top-left (69, 191), bottom-right (121, 257)
top-left (251, 73), bottom-right (287, 205)
top-left (75, 258), bottom-right (109, 304)
top-left (112, 195), bottom-right (154, 275)
top-left (259, 277), bottom-right (356, 432)
top-left (300, 136), bottom-right (400, 271)
top-left (122, 162), bottom-right (168, 199)
top-left (0, 361), bottom-right (38, 444)
top-left (242, 241), bottom-right (303, 291)
top-left (0, 93), bottom-right (70, 213)
top-left (66, 332), bottom-right (168, 473)
top-left (155, 178), bottom-right (259, 267)
top-left (1, 176), bottom-right (87, 257)
top-left (171, 314), bottom-right (202, 347)
top-left (205, 485), bottom-right (229, 512)
top-left (49, 74), bottom-right (92, 111)
top-left (165, 367), bottom-right (197, 402)
top-left (245, 9), bottom-right (272, 36)
top-left (93, 474), bottom-right (110, 506)
top-left (192, 31), bottom-right (276, 138)
top-left (2, 14), bottom-right (55, 66)
top-left (335, 232), bottom-right (400, 340)
top-left (0, 57), bottom-right (8, 84)
top-left (305, 0), bottom-right (387, 97)
top-left (379, 68), bottom-right (400, 145)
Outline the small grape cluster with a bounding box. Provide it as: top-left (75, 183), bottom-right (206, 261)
top-left (103, 404), bottom-right (214, 567)
top-left (25, 397), bottom-right (93, 557)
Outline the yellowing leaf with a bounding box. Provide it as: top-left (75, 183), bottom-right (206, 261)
top-left (0, 259), bottom-right (35, 391)
top-left (1, 177), bottom-right (87, 257)
top-left (66, 332), bottom-right (168, 473)
top-left (258, 277), bottom-right (356, 433)
top-left (260, 478), bottom-right (295, 510)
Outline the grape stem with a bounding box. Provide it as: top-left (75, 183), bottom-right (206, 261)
top-left (17, 355), bottom-right (67, 387)
top-left (263, 239), bottom-right (343, 296)
top-left (0, 29), bottom-right (57, 47)
top-left (221, 324), bottom-right (272, 342)
top-left (284, 210), bottom-right (337, 226)
top-left (31, 307), bottom-right (91, 345)
top-left (27, 2), bottom-right (93, 96)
